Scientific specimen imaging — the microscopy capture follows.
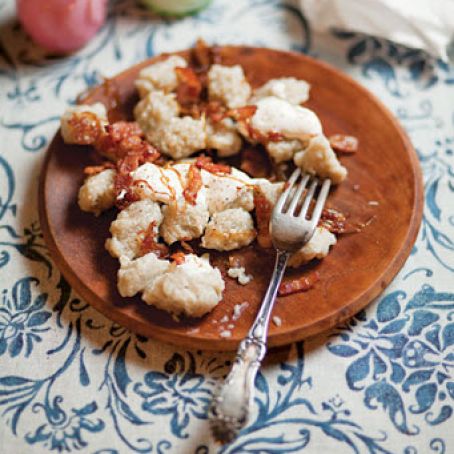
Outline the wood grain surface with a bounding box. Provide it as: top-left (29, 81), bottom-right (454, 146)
top-left (39, 46), bottom-right (424, 350)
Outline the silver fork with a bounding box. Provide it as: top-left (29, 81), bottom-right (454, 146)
top-left (209, 169), bottom-right (331, 444)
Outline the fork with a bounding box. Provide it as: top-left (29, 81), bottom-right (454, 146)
top-left (209, 169), bottom-right (331, 444)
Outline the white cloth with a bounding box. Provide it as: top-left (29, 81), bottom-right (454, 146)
top-left (300, 0), bottom-right (454, 60)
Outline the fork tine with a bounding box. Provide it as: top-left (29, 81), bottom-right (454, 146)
top-left (274, 168), bottom-right (301, 213)
top-left (309, 179), bottom-right (332, 225)
top-left (298, 178), bottom-right (318, 218)
top-left (287, 174), bottom-right (310, 214)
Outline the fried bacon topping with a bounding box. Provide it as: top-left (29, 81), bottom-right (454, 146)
top-left (83, 161), bottom-right (116, 175)
top-left (183, 163), bottom-right (203, 205)
top-left (91, 121), bottom-right (161, 210)
top-left (226, 105), bottom-right (257, 122)
top-left (68, 112), bottom-right (104, 145)
top-left (95, 121), bottom-right (159, 162)
top-left (195, 156), bottom-right (231, 174)
top-left (203, 101), bottom-right (226, 123)
top-left (329, 134), bottom-right (359, 154)
top-left (191, 38), bottom-right (222, 73)
top-left (139, 221), bottom-right (169, 258)
top-left (175, 67), bottom-right (203, 107)
top-left (278, 271), bottom-right (320, 296)
top-left (319, 208), bottom-right (346, 234)
top-left (253, 186), bottom-right (273, 248)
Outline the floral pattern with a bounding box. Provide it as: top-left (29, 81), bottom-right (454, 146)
top-left (0, 277), bottom-right (51, 357)
top-left (0, 0), bottom-right (453, 452)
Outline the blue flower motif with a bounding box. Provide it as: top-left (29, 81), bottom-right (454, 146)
top-left (0, 277), bottom-right (51, 357)
top-left (134, 353), bottom-right (212, 438)
top-left (333, 32), bottom-right (454, 97)
top-left (26, 397), bottom-right (104, 452)
top-left (328, 285), bottom-right (454, 434)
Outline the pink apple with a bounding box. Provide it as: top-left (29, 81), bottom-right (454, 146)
top-left (17, 0), bottom-right (108, 53)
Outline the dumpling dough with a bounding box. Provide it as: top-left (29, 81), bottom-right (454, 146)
top-left (249, 96), bottom-right (322, 141)
top-left (105, 200), bottom-right (163, 259)
top-left (142, 254), bottom-right (225, 317)
top-left (160, 194), bottom-right (210, 244)
top-left (146, 116), bottom-right (206, 160)
top-left (206, 118), bottom-right (242, 157)
top-left (135, 55), bottom-right (187, 97)
top-left (205, 168), bottom-right (254, 214)
top-left (117, 253), bottom-right (170, 297)
top-left (201, 208), bottom-right (256, 251)
top-left (293, 135), bottom-right (347, 184)
top-left (134, 90), bottom-right (180, 134)
top-left (61, 103), bottom-right (107, 145)
top-left (208, 64), bottom-right (251, 109)
top-left (251, 77), bottom-right (311, 105)
top-left (266, 139), bottom-right (305, 163)
top-left (78, 169), bottom-right (116, 216)
top-left (252, 179), bottom-right (284, 205)
top-left (288, 227), bottom-right (336, 268)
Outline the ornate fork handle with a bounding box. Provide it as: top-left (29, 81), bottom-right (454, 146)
top-left (209, 250), bottom-right (289, 443)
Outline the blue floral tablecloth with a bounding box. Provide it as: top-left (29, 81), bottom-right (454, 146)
top-left (0, 1), bottom-right (453, 452)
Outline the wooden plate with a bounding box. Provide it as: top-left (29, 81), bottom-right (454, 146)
top-left (39, 46), bottom-right (423, 350)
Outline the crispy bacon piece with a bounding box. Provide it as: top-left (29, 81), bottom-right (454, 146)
top-left (227, 105), bottom-right (257, 122)
top-left (329, 134), bottom-right (359, 154)
top-left (183, 164), bottom-right (203, 205)
top-left (95, 121), bottom-right (159, 162)
top-left (203, 101), bottom-right (226, 123)
top-left (175, 67), bottom-right (203, 106)
top-left (83, 161), bottom-right (116, 175)
top-left (253, 187), bottom-right (273, 248)
top-left (278, 271), bottom-right (320, 296)
top-left (139, 221), bottom-right (169, 258)
top-left (195, 156), bottom-right (231, 174)
top-left (240, 146), bottom-right (271, 178)
top-left (170, 252), bottom-right (186, 265)
top-left (114, 154), bottom-right (145, 210)
top-left (68, 112), bottom-right (104, 145)
top-left (100, 121), bottom-right (160, 209)
top-left (319, 208), bottom-right (346, 234)
top-left (191, 38), bottom-right (222, 72)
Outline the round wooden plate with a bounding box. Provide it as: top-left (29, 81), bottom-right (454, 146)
top-left (39, 46), bottom-right (423, 350)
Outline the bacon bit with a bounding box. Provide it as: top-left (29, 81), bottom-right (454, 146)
top-left (195, 156), bottom-right (231, 174)
top-left (253, 187), bottom-right (273, 248)
top-left (95, 121), bottom-right (159, 162)
top-left (103, 122), bottom-right (160, 209)
top-left (267, 131), bottom-right (285, 142)
top-left (240, 146), bottom-right (270, 178)
top-left (100, 77), bottom-right (124, 121)
top-left (183, 164), bottom-right (203, 205)
top-left (83, 161), bottom-right (116, 175)
top-left (203, 101), bottom-right (226, 123)
top-left (175, 67), bottom-right (203, 106)
top-left (319, 208), bottom-right (346, 234)
top-left (170, 252), bottom-right (186, 265)
top-left (67, 111), bottom-right (104, 145)
top-left (191, 38), bottom-right (222, 72)
top-left (278, 271), bottom-right (320, 296)
top-left (181, 241), bottom-right (194, 253)
top-left (226, 105), bottom-right (257, 122)
top-left (329, 134), bottom-right (359, 154)
top-left (139, 221), bottom-right (169, 258)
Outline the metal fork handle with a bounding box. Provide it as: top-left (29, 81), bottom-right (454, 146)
top-left (209, 250), bottom-right (289, 443)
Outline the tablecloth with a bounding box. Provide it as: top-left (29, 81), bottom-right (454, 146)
top-left (0, 1), bottom-right (453, 452)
